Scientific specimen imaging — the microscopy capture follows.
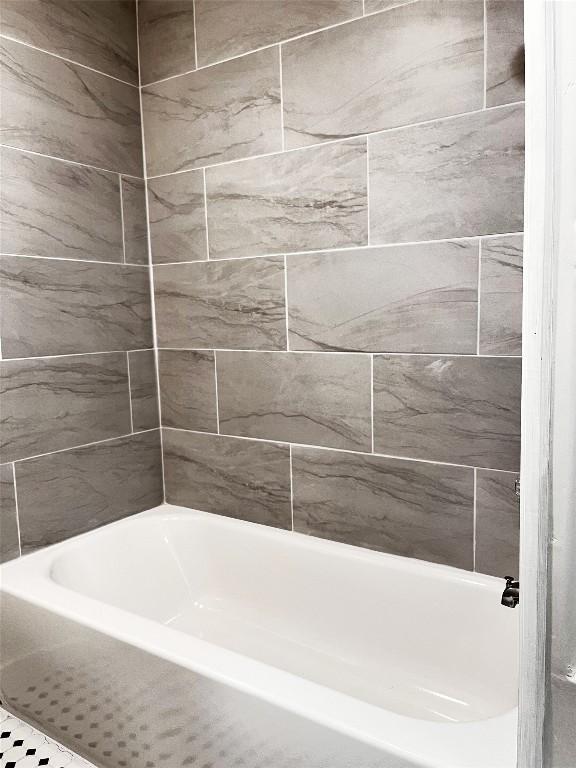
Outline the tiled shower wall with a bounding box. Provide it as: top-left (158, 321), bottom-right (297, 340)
top-left (142, 0), bottom-right (524, 577)
top-left (0, 0), bottom-right (163, 562)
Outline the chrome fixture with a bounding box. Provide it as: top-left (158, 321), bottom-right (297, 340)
top-left (501, 577), bottom-right (520, 608)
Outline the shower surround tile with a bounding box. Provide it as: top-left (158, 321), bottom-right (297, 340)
top-left (128, 350), bottom-right (160, 431)
top-left (163, 428), bottom-right (291, 529)
top-left (0, 256), bottom-right (153, 358)
top-left (206, 138), bottom-right (367, 259)
top-left (369, 103), bottom-right (525, 244)
top-left (479, 235), bottom-right (523, 356)
top-left (287, 241), bottom-right (478, 353)
top-left (486, 0), bottom-right (525, 108)
top-left (217, 351), bottom-right (372, 451)
top-left (121, 177), bottom-right (149, 265)
top-left (373, 355), bottom-right (522, 471)
top-left (282, 0), bottom-right (483, 149)
top-left (0, 146), bottom-right (123, 262)
top-left (159, 350), bottom-right (217, 432)
top-left (138, 0), bottom-right (197, 85)
top-left (292, 447), bottom-right (474, 569)
top-left (0, 465), bottom-right (19, 563)
top-left (0, 354), bottom-right (131, 463)
top-left (194, 0), bottom-right (362, 67)
top-left (0, 38), bottom-right (142, 176)
top-left (16, 430), bottom-right (163, 553)
top-left (148, 171), bottom-right (207, 264)
top-left (475, 469), bottom-right (520, 577)
top-left (364, 0), bottom-right (417, 11)
top-left (142, 47), bottom-right (281, 176)
top-left (154, 257), bottom-right (286, 350)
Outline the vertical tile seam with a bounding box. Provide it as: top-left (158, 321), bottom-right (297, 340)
top-left (12, 462), bottom-right (22, 558)
top-left (278, 45), bottom-right (285, 151)
top-left (119, 175), bottom-right (126, 264)
top-left (477, 239), bottom-right (483, 355)
top-left (370, 353), bottom-right (375, 452)
top-left (283, 254), bottom-right (290, 350)
top-left (366, 134), bottom-right (371, 245)
top-left (126, 351), bottom-right (135, 432)
top-left (289, 443), bottom-right (294, 531)
top-left (192, 0), bottom-right (199, 70)
top-left (473, 466), bottom-right (478, 571)
top-left (483, 0), bottom-right (488, 109)
top-left (202, 168), bottom-right (211, 259)
top-left (213, 351), bottom-right (221, 434)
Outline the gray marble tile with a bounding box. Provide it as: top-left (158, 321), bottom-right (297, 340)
top-left (138, 0), bottom-right (196, 85)
top-left (369, 103), bottom-right (525, 244)
top-left (292, 446), bottom-right (474, 569)
top-left (475, 468), bottom-right (520, 577)
top-left (479, 235), bottom-right (523, 356)
top-left (0, 464), bottom-right (20, 563)
top-left (287, 241), bottom-right (478, 353)
top-left (194, 0), bottom-right (362, 67)
top-left (206, 138), bottom-right (367, 259)
top-left (142, 47), bottom-right (281, 176)
top-left (154, 257), bottom-right (286, 350)
top-left (1, 0), bottom-right (138, 83)
top-left (1, 38), bottom-right (142, 176)
top-left (364, 0), bottom-right (417, 12)
top-left (121, 176), bottom-right (149, 265)
top-left (158, 350), bottom-right (217, 432)
top-left (163, 428), bottom-right (291, 528)
top-left (283, 1), bottom-right (483, 149)
top-left (373, 355), bottom-right (522, 471)
top-left (128, 350), bottom-right (159, 431)
top-left (217, 351), bottom-right (372, 450)
top-left (148, 171), bottom-right (207, 264)
top-left (0, 146), bottom-right (123, 262)
top-left (486, 0), bottom-right (525, 108)
top-left (16, 430), bottom-right (163, 553)
top-left (0, 255), bottom-right (153, 358)
top-left (0, 353), bottom-right (131, 463)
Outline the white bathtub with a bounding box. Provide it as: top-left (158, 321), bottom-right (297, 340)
top-left (0, 504), bottom-right (518, 768)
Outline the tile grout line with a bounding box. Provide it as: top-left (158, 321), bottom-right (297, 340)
top-left (0, 143), bottom-right (145, 179)
top-left (192, 0), bottom-right (199, 70)
top-left (0, 252), bottom-right (150, 266)
top-left (366, 134), bottom-right (371, 245)
top-left (12, 462), bottom-right (22, 558)
top-left (473, 467), bottom-right (478, 571)
top-left (370, 353), bottom-right (375, 452)
top-left (289, 444), bottom-right (294, 531)
top-left (126, 351), bottom-right (135, 432)
top-left (156, 347), bottom-right (522, 360)
top-left (483, 0), bottom-right (488, 109)
top-left (202, 168), bottom-right (211, 259)
top-left (214, 351), bottom-right (221, 434)
top-left (283, 254), bottom-right (290, 350)
top-left (477, 240), bottom-right (483, 354)
top-left (3, 348), bottom-right (155, 363)
top-left (279, 45), bottom-right (285, 151)
top-left (119, 174), bottom-right (126, 264)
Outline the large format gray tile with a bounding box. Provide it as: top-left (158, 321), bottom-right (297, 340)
top-left (283, 1), bottom-right (483, 149)
top-left (0, 464), bottom-right (20, 563)
top-left (128, 350), bottom-right (159, 431)
top-left (154, 257), bottom-right (286, 350)
top-left (0, 38), bottom-right (142, 176)
top-left (0, 255), bottom-right (153, 358)
top-left (217, 351), bottom-right (372, 450)
top-left (479, 235), bottom-right (523, 356)
top-left (364, 0), bottom-right (417, 12)
top-left (1, 0), bottom-right (138, 83)
top-left (369, 104), bottom-right (525, 244)
top-left (0, 146), bottom-right (123, 262)
top-left (138, 0), bottom-right (196, 85)
top-left (287, 241), bottom-right (478, 353)
top-left (475, 469), bottom-right (520, 577)
top-left (159, 350), bottom-right (217, 432)
top-left (486, 0), bottom-right (525, 108)
top-left (148, 171), bottom-right (207, 264)
top-left (206, 138), bottom-right (367, 259)
top-left (16, 430), bottom-right (163, 553)
top-left (194, 0), bottom-right (362, 67)
top-left (121, 177), bottom-right (149, 265)
top-left (142, 47), bottom-right (281, 176)
top-left (163, 428), bottom-right (291, 528)
top-left (292, 447), bottom-right (474, 569)
top-left (0, 353), bottom-right (131, 463)
top-left (373, 355), bottom-right (522, 470)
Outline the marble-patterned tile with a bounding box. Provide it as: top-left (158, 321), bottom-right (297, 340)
top-left (373, 355), bottom-right (521, 471)
top-left (148, 171), bottom-right (207, 264)
top-left (163, 428), bottom-right (291, 528)
top-left (1, 38), bottom-right (142, 176)
top-left (142, 47), bottom-right (281, 176)
top-left (217, 351), bottom-right (372, 450)
top-left (475, 469), bottom-right (520, 577)
top-left (486, 0), bottom-right (525, 108)
top-left (0, 464), bottom-right (20, 563)
top-left (128, 350), bottom-right (159, 431)
top-left (194, 0), bottom-right (362, 67)
top-left (292, 446), bottom-right (474, 569)
top-left (479, 235), bottom-right (523, 356)
top-left (364, 0), bottom-right (417, 12)
top-left (138, 0), bottom-right (196, 85)
top-left (1, 0), bottom-right (138, 83)
top-left (283, 1), bottom-right (483, 149)
top-left (369, 103), bottom-right (525, 244)
top-left (158, 350), bottom-right (217, 432)
top-left (0, 255), bottom-right (153, 358)
top-left (154, 257), bottom-right (286, 350)
top-left (16, 430), bottom-right (163, 553)
top-left (0, 146), bottom-right (123, 262)
top-left (0, 353), bottom-right (131, 463)
top-left (287, 241), bottom-right (478, 353)
top-left (206, 138), bottom-right (367, 259)
top-left (121, 176), bottom-right (149, 265)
